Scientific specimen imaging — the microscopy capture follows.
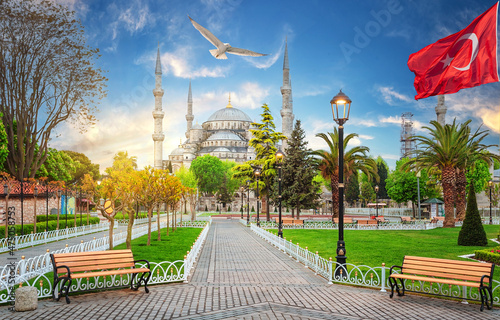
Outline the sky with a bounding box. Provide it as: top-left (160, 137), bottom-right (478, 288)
top-left (48, 0), bottom-right (500, 172)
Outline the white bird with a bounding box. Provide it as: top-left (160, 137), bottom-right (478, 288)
top-left (189, 16), bottom-right (267, 60)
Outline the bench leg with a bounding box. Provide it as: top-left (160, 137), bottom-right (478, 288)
top-left (389, 277), bottom-right (404, 298)
top-left (480, 286), bottom-right (493, 311)
top-left (131, 271), bottom-right (151, 293)
top-left (59, 278), bottom-right (72, 304)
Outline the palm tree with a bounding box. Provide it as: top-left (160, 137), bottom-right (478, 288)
top-left (455, 125), bottom-right (500, 220)
top-left (404, 120), bottom-right (470, 228)
top-left (314, 129), bottom-right (378, 218)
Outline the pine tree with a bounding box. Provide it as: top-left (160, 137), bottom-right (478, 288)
top-left (345, 171), bottom-right (359, 205)
top-left (274, 120), bottom-right (320, 219)
top-left (376, 157), bottom-right (388, 199)
top-left (458, 183), bottom-right (487, 246)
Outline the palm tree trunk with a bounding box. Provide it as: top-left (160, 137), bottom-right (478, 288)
top-left (455, 169), bottom-right (466, 221)
top-left (442, 166), bottom-right (456, 228)
top-left (331, 175), bottom-right (339, 219)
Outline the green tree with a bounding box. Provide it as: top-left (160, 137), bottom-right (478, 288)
top-left (233, 104), bottom-right (286, 220)
top-left (375, 157), bottom-right (389, 199)
top-left (458, 183), bottom-right (487, 246)
top-left (107, 151), bottom-right (137, 173)
top-left (314, 129), bottom-right (377, 218)
top-left (190, 155), bottom-right (225, 195)
top-left (62, 150), bottom-right (100, 183)
top-left (359, 181), bottom-right (375, 206)
top-left (216, 175), bottom-right (233, 209)
top-left (274, 120), bottom-right (320, 218)
top-left (175, 166), bottom-right (198, 220)
top-left (0, 113), bottom-right (8, 171)
top-left (0, 0), bottom-right (107, 180)
top-left (466, 159), bottom-right (492, 194)
top-left (36, 148), bottom-right (75, 182)
top-left (345, 171), bottom-right (359, 205)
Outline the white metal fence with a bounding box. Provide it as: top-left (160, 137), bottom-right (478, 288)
top-left (250, 224), bottom-right (500, 306)
top-left (0, 223), bottom-right (110, 254)
top-left (0, 218), bottom-right (211, 304)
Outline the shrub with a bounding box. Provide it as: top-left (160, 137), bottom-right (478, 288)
top-left (251, 206), bottom-right (255, 212)
top-left (458, 183), bottom-right (488, 246)
top-left (474, 246), bottom-right (500, 265)
top-left (0, 217), bottom-right (101, 239)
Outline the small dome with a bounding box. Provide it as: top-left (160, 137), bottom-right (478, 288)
top-left (213, 147), bottom-right (231, 152)
top-left (206, 107), bottom-right (252, 122)
top-left (192, 123), bottom-right (203, 130)
top-left (206, 131), bottom-right (243, 141)
top-left (170, 147), bottom-right (184, 156)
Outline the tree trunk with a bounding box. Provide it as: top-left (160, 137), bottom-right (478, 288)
top-left (455, 169), bottom-right (466, 221)
top-left (126, 207), bottom-right (135, 249)
top-left (157, 205), bottom-right (161, 241)
top-left (56, 197), bottom-right (60, 230)
top-left (4, 196), bottom-right (9, 238)
top-left (296, 201), bottom-right (301, 219)
top-left (108, 218), bottom-right (114, 250)
top-left (442, 166), bottom-right (456, 228)
top-left (291, 208), bottom-right (295, 218)
top-left (166, 204), bottom-right (170, 236)
top-left (147, 207), bottom-right (153, 246)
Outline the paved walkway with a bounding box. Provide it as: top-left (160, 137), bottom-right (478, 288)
top-left (1, 220), bottom-right (500, 319)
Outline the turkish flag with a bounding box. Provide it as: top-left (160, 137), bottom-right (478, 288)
top-left (408, 2), bottom-right (499, 100)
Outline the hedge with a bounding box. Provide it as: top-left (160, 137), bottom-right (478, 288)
top-left (474, 246), bottom-right (500, 265)
top-left (0, 217), bottom-right (101, 239)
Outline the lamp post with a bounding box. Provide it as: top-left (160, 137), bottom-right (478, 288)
top-left (57, 189), bottom-right (62, 229)
top-left (3, 184), bottom-right (9, 238)
top-left (65, 186), bottom-right (68, 228)
top-left (246, 180), bottom-right (250, 225)
top-left (275, 150), bottom-right (285, 238)
top-left (254, 168), bottom-right (261, 227)
top-left (33, 186), bottom-right (38, 233)
top-left (416, 171), bottom-right (421, 220)
top-left (331, 89), bottom-right (352, 277)
top-left (489, 180), bottom-right (493, 225)
top-left (45, 183), bottom-right (50, 232)
top-left (374, 185), bottom-right (379, 218)
top-left (240, 186), bottom-right (244, 219)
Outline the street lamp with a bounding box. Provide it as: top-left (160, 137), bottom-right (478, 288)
top-left (374, 185), bottom-right (379, 218)
top-left (246, 180), bottom-right (250, 225)
top-left (240, 186), bottom-right (244, 220)
top-left (489, 180), bottom-right (493, 225)
top-left (275, 150), bottom-right (285, 238)
top-left (331, 89), bottom-right (352, 277)
top-left (45, 183), bottom-right (50, 232)
top-left (20, 180), bottom-right (24, 235)
top-left (65, 186), bottom-right (68, 228)
top-left (33, 186), bottom-right (38, 233)
top-left (254, 168), bottom-right (261, 227)
top-left (57, 189), bottom-right (62, 229)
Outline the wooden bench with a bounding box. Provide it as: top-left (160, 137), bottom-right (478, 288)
top-left (389, 256), bottom-right (495, 311)
top-left (431, 216), bottom-right (445, 223)
top-left (400, 216), bottom-right (414, 224)
top-left (278, 218), bottom-right (303, 225)
top-left (332, 218), bottom-right (355, 225)
top-left (374, 216), bottom-right (389, 225)
top-left (357, 219), bottom-right (378, 226)
top-left (50, 249), bottom-right (151, 304)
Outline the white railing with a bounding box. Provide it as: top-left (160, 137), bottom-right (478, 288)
top-left (250, 224), bottom-right (500, 306)
top-left (0, 223), bottom-right (110, 253)
top-left (0, 218), bottom-right (211, 304)
top-left (116, 213), bottom-right (170, 226)
top-left (0, 218), bottom-right (212, 304)
top-left (257, 221), bottom-right (441, 230)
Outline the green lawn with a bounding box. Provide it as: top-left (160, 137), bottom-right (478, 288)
top-left (114, 227), bottom-right (203, 262)
top-left (273, 225), bottom-right (500, 268)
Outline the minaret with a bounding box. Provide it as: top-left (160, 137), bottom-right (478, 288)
top-left (153, 46), bottom-right (165, 169)
top-left (435, 95), bottom-right (447, 126)
top-left (280, 40), bottom-right (294, 150)
top-left (186, 80), bottom-right (194, 138)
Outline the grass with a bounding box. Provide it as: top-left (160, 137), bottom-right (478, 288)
top-left (274, 225), bottom-right (500, 265)
top-left (114, 227), bottom-right (203, 262)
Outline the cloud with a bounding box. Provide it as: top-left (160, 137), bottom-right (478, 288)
top-left (379, 115), bottom-right (401, 124)
top-left (377, 86), bottom-right (412, 105)
top-left (118, 1), bottom-right (151, 34)
top-left (359, 134), bottom-right (374, 140)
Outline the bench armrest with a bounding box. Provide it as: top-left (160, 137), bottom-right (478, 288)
top-left (480, 274), bottom-right (492, 287)
top-left (55, 265), bottom-right (71, 278)
top-left (134, 259), bottom-right (150, 269)
top-left (389, 265), bottom-right (403, 274)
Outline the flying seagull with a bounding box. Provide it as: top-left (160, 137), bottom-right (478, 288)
top-left (189, 16), bottom-right (267, 60)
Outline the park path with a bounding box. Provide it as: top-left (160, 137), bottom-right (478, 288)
top-left (1, 220), bottom-right (500, 319)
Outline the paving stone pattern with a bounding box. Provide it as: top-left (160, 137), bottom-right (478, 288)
top-left (1, 220), bottom-right (499, 319)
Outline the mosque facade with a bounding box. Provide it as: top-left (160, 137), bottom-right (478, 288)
top-left (154, 42), bottom-right (294, 172)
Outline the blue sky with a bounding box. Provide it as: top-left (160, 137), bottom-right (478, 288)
top-left (49, 0), bottom-right (500, 172)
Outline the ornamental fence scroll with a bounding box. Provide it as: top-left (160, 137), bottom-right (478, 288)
top-left (257, 220), bottom-right (443, 231)
top-left (0, 223), bottom-right (110, 254)
top-left (0, 217), bottom-right (211, 304)
top-left (250, 224), bottom-right (500, 306)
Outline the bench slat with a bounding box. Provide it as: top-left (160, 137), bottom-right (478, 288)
top-left (401, 268), bottom-right (484, 282)
top-left (52, 250), bottom-right (132, 258)
top-left (62, 268), bottom-right (151, 279)
top-left (55, 254), bottom-right (134, 264)
top-left (58, 262), bottom-right (136, 273)
top-left (404, 256), bottom-right (493, 268)
top-left (57, 258), bottom-right (135, 268)
top-left (390, 274), bottom-right (482, 288)
top-left (403, 261), bottom-right (491, 275)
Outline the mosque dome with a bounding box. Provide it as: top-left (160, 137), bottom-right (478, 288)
top-left (206, 107), bottom-right (252, 122)
top-left (206, 131), bottom-right (243, 141)
top-left (170, 147), bottom-right (184, 156)
top-left (192, 123), bottom-right (203, 130)
top-left (213, 147), bottom-right (231, 152)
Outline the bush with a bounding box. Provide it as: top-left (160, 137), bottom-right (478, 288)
top-left (474, 246), bottom-right (500, 265)
top-left (458, 183), bottom-right (488, 246)
top-left (0, 217), bottom-right (101, 239)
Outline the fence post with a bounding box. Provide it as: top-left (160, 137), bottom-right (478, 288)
top-left (380, 263), bottom-right (386, 292)
top-left (315, 251), bottom-right (319, 274)
top-left (328, 258), bottom-right (333, 284)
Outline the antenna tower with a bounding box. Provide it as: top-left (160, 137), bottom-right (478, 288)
top-left (400, 112), bottom-right (415, 159)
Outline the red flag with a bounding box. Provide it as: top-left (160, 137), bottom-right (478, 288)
top-left (408, 3), bottom-right (499, 100)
